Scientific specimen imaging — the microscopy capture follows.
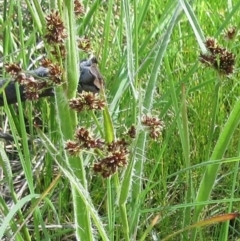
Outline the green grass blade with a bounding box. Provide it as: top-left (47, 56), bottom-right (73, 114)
top-left (192, 98), bottom-right (240, 238)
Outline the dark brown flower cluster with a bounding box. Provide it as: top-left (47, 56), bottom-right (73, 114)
top-left (127, 125), bottom-right (136, 138)
top-left (45, 10), bottom-right (67, 44)
top-left (93, 139), bottom-right (129, 178)
top-left (20, 76), bottom-right (48, 100)
top-left (44, 11), bottom-right (67, 59)
top-left (77, 37), bottom-right (91, 52)
top-left (142, 115), bottom-right (164, 140)
top-left (75, 127), bottom-right (104, 149)
top-left (224, 26), bottom-right (237, 40)
top-left (74, 0), bottom-right (85, 17)
top-left (65, 127), bottom-right (104, 155)
top-left (40, 58), bottom-right (63, 85)
top-left (199, 38), bottom-right (235, 75)
top-left (5, 63), bottom-right (22, 76)
top-left (65, 128), bottom-right (130, 178)
top-left (69, 92), bottom-right (105, 112)
top-left (5, 63), bottom-right (49, 101)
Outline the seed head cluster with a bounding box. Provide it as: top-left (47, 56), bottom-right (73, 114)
top-left (65, 128), bottom-right (129, 178)
top-left (5, 63), bottom-right (49, 101)
top-left (74, 0), bottom-right (85, 17)
top-left (40, 58), bottom-right (63, 85)
top-left (199, 38), bottom-right (235, 75)
top-left (93, 139), bottom-right (129, 178)
top-left (142, 115), bottom-right (164, 140)
top-left (224, 26), bottom-right (237, 40)
top-left (127, 125), bottom-right (136, 139)
top-left (45, 10), bottom-right (67, 44)
top-left (45, 11), bottom-right (67, 59)
top-left (77, 37), bottom-right (92, 52)
top-left (65, 127), bottom-right (104, 156)
top-left (69, 92), bottom-right (105, 112)
top-left (5, 63), bottom-right (22, 76)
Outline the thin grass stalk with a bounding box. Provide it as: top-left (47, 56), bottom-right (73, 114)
top-left (0, 194), bottom-right (39, 241)
top-left (79, 0), bottom-right (101, 34)
top-left (107, 178), bottom-right (114, 240)
top-left (11, 174), bottom-right (62, 241)
top-left (180, 84), bottom-right (193, 238)
top-left (37, 131), bottom-right (109, 241)
top-left (17, 3), bottom-right (43, 239)
top-left (165, 53), bottom-right (192, 239)
top-left (119, 1), bottom-right (136, 239)
top-left (0, 142), bottom-right (30, 241)
top-left (122, 0), bottom-right (137, 98)
top-left (133, 0), bottom-right (138, 89)
top-left (103, 101), bottom-right (116, 239)
top-left (214, 1), bottom-right (240, 37)
top-left (3, 0), bottom-right (14, 57)
top-left (23, 0), bottom-right (43, 33)
top-left (179, 0), bottom-right (206, 53)
top-left (131, 2), bottom-right (182, 237)
top-left (101, 0), bottom-right (114, 67)
top-left (136, 0), bottom-right (151, 33)
top-left (49, 1), bottom-right (93, 240)
top-left (219, 163), bottom-right (239, 240)
top-left (4, 90), bottom-right (35, 240)
top-left (3, 92), bottom-right (34, 191)
top-left (218, 138), bottom-right (240, 241)
top-left (205, 80), bottom-right (220, 160)
top-left (192, 98), bottom-right (240, 240)
top-left (138, 0), bottom-right (176, 59)
top-left (120, 204), bottom-right (130, 241)
top-left (168, 156), bottom-right (240, 179)
top-left (17, 2), bottom-right (26, 67)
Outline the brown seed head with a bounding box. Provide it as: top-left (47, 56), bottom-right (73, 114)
top-left (65, 140), bottom-right (81, 156)
top-left (74, 127), bottom-right (104, 149)
top-left (77, 37), bottom-right (91, 52)
top-left (93, 139), bottom-right (129, 178)
top-left (74, 0), bottom-right (85, 17)
top-left (127, 125), bottom-right (136, 138)
top-left (5, 63), bottom-right (22, 76)
top-left (40, 59), bottom-right (63, 84)
top-left (45, 10), bottom-right (67, 44)
top-left (224, 26), bottom-right (237, 40)
top-left (199, 37), bottom-right (235, 75)
top-left (69, 92), bottom-right (105, 112)
top-left (142, 115), bottom-right (164, 140)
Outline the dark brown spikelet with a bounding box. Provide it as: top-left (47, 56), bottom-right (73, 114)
top-left (40, 58), bottom-right (63, 85)
top-left (127, 125), bottom-right (136, 138)
top-left (69, 92), bottom-right (105, 112)
top-left (107, 139), bottom-right (128, 153)
top-left (5, 63), bottom-right (50, 101)
top-left (199, 37), bottom-right (235, 75)
top-left (142, 115), bottom-right (164, 140)
top-left (74, 0), bottom-right (85, 17)
top-left (75, 127), bottom-right (104, 149)
top-left (23, 76), bottom-right (48, 100)
top-left (45, 10), bottom-right (67, 44)
top-left (65, 140), bottom-right (81, 156)
top-left (77, 37), bottom-right (91, 52)
top-left (224, 26), bottom-right (237, 40)
top-left (50, 44), bottom-right (67, 59)
top-left (65, 128), bottom-right (104, 156)
top-left (5, 63), bottom-right (22, 76)
top-left (93, 139), bottom-right (129, 178)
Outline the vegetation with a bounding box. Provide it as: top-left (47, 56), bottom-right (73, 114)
top-left (0, 0), bottom-right (240, 240)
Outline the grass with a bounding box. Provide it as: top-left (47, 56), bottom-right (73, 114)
top-left (0, 0), bottom-right (240, 240)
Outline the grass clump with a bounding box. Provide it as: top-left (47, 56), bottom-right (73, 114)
top-left (0, 0), bottom-right (240, 241)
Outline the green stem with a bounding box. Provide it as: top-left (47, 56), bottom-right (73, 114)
top-left (192, 98), bottom-right (240, 239)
